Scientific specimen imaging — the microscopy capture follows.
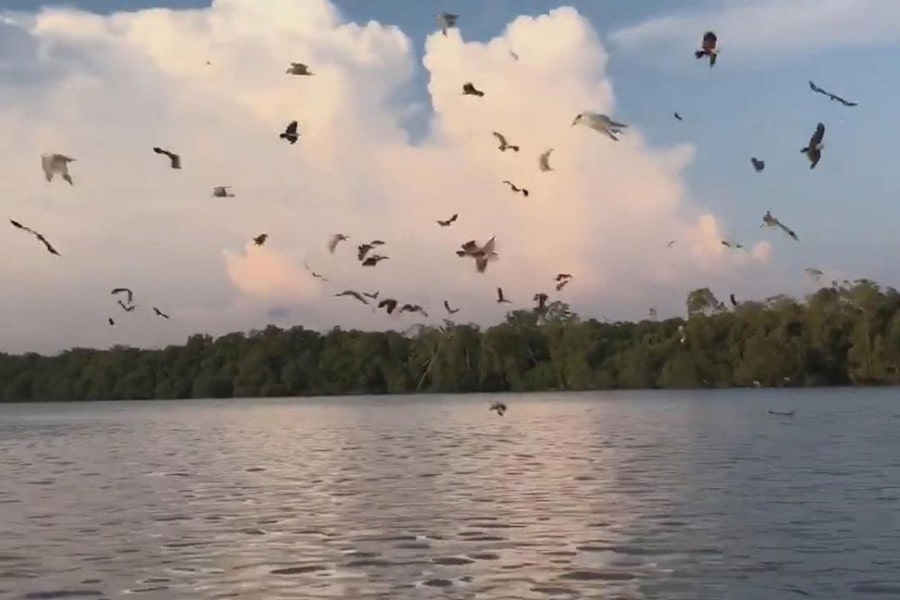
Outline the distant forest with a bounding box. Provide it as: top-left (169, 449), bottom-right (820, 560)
top-left (2, 280), bottom-right (900, 402)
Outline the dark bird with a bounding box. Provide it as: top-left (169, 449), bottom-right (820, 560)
top-left (695, 31), bottom-right (718, 67)
top-left (212, 186), bottom-right (234, 197)
top-left (721, 240), bottom-right (745, 250)
top-left (751, 157), bottom-right (765, 172)
top-left (555, 273), bottom-right (573, 281)
top-left (370, 240), bottom-right (386, 246)
top-left (808, 80), bottom-right (857, 107)
top-left (501, 180), bottom-right (529, 197)
top-left (280, 120), bottom-right (299, 144)
top-left (111, 287), bottom-right (134, 304)
top-left (667, 240), bottom-right (676, 248)
top-left (490, 401), bottom-right (507, 416)
top-left (556, 278), bottom-right (571, 292)
top-left (462, 82), bottom-right (484, 97)
top-left (437, 12), bottom-right (458, 36)
top-left (674, 112), bottom-right (683, 121)
top-left (303, 262), bottom-right (328, 281)
top-left (117, 300), bottom-right (135, 312)
top-left (378, 298), bottom-right (398, 314)
top-left (437, 213), bottom-right (458, 227)
top-left (328, 233), bottom-right (349, 254)
top-left (358, 243), bottom-right (374, 261)
top-left (152, 146), bottom-right (181, 169)
top-left (457, 236), bottom-right (498, 273)
top-left (363, 291), bottom-right (379, 300)
top-left (335, 290), bottom-right (369, 304)
top-left (730, 293), bottom-right (738, 307)
top-left (362, 254), bottom-right (389, 267)
top-left (399, 303), bottom-right (428, 317)
top-left (286, 62), bottom-right (314, 76)
top-left (9, 219), bottom-right (60, 256)
top-left (801, 122), bottom-right (825, 169)
top-left (492, 131), bottom-right (519, 152)
top-left (108, 317), bottom-right (115, 326)
top-left (534, 292), bottom-right (548, 311)
top-left (768, 410), bottom-right (795, 417)
top-left (443, 300), bottom-right (459, 314)
top-left (153, 307), bottom-right (170, 319)
top-left (496, 287), bottom-right (512, 304)
top-left (761, 209), bottom-right (799, 241)
top-left (253, 233), bottom-right (268, 246)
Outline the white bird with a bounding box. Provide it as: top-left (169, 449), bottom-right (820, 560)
top-left (212, 186), bottom-right (234, 198)
top-left (41, 154), bottom-right (75, 185)
top-left (571, 112), bottom-right (629, 141)
top-left (436, 13), bottom-right (458, 36)
top-left (286, 62), bottom-right (314, 76)
top-left (539, 148), bottom-right (554, 172)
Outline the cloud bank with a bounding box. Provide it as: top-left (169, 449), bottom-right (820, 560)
top-left (0, 0), bottom-right (772, 353)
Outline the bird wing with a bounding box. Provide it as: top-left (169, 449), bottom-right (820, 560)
top-left (286, 121), bottom-right (298, 134)
top-left (810, 123), bottom-right (825, 146)
top-left (777, 222), bottom-right (798, 240)
top-left (809, 80), bottom-right (823, 94)
top-left (449, 213), bottom-right (458, 222)
top-left (328, 235), bottom-right (340, 253)
top-left (481, 236), bottom-right (496, 255)
top-left (37, 234), bottom-right (59, 255)
top-left (492, 131), bottom-right (506, 145)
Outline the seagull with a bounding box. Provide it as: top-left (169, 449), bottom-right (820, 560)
top-left (695, 31), bottom-right (718, 67)
top-left (534, 293), bottom-right (548, 311)
top-left (335, 290), bottom-right (369, 305)
top-left (492, 132), bottom-right (519, 152)
top-left (761, 210), bottom-right (798, 241)
top-left (328, 233), bottom-right (349, 254)
top-left (399, 303), bottom-right (428, 317)
top-left (502, 180), bottom-right (529, 196)
top-left (462, 82), bottom-right (484, 97)
top-left (436, 12), bottom-right (458, 36)
top-left (152, 147), bottom-right (181, 169)
top-left (286, 62), bottom-right (313, 76)
top-left (437, 213), bottom-right (458, 227)
top-left (809, 81), bottom-right (857, 107)
top-left (110, 288), bottom-right (134, 304)
top-left (457, 236), bottom-right (498, 273)
top-left (721, 240), bottom-right (745, 250)
top-left (801, 122), bottom-right (825, 169)
top-left (362, 254), bottom-right (389, 267)
top-left (490, 401), bottom-right (507, 416)
top-left (153, 307), bottom-right (170, 319)
top-left (279, 121), bottom-right (299, 144)
top-left (212, 186), bottom-right (234, 197)
top-left (674, 112), bottom-right (683, 121)
top-left (496, 287), bottom-right (512, 304)
top-left (9, 219), bottom-right (60, 256)
top-left (443, 300), bottom-right (460, 315)
top-left (751, 157), bottom-right (765, 172)
top-left (118, 300), bottom-right (135, 312)
top-left (539, 148), bottom-right (554, 172)
top-left (730, 293), bottom-right (738, 307)
top-left (666, 240), bottom-right (676, 248)
top-left (571, 112), bottom-right (628, 141)
top-left (253, 233), bottom-right (268, 246)
top-left (378, 298), bottom-right (398, 314)
top-left (41, 153), bottom-right (75, 185)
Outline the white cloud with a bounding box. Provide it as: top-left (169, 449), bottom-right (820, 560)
top-left (0, 0), bottom-right (772, 353)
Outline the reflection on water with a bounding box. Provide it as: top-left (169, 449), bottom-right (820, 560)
top-left (1, 389), bottom-right (899, 599)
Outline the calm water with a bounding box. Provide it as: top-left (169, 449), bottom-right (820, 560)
top-left (1, 390), bottom-right (899, 600)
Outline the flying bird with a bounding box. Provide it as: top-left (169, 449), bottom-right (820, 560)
top-left (539, 148), bottom-right (554, 172)
top-left (761, 210), bottom-right (798, 241)
top-left (492, 132), bottom-right (519, 152)
top-left (674, 112), bottom-right (683, 121)
top-left (212, 186), bottom-right (234, 197)
top-left (801, 122), bottom-right (825, 169)
top-left (110, 287), bottom-right (134, 304)
top-left (9, 219), bottom-right (60, 256)
top-left (153, 307), bottom-right (170, 319)
top-left (117, 300), bottom-right (135, 312)
top-left (496, 287), bottom-right (512, 304)
top-left (252, 233), bottom-right (268, 246)
top-left (362, 254), bottom-right (389, 267)
top-left (721, 240), bottom-right (745, 250)
top-left (730, 293), bottom-right (738, 307)
top-left (437, 213), bottom-right (458, 227)
top-left (378, 298), bottom-right (398, 314)
top-left (666, 240), bottom-right (676, 248)
top-left (489, 402), bottom-right (507, 416)
top-left (437, 12), bottom-right (458, 36)
top-left (108, 318), bottom-right (115, 326)
top-left (399, 303), bottom-right (428, 317)
top-left (41, 153), bottom-right (75, 185)
top-left (808, 81), bottom-right (857, 107)
top-left (335, 290), bottom-right (369, 305)
top-left (279, 121), bottom-right (299, 144)
top-left (648, 307), bottom-right (657, 319)
top-left (303, 262), bottom-right (328, 281)
top-left (457, 236), bottom-right (498, 273)
top-left (695, 31), bottom-right (718, 67)
top-left (751, 157), bottom-right (765, 172)
top-left (534, 293), bottom-right (548, 311)
top-left (555, 273), bottom-right (573, 281)
top-left (501, 180), bottom-right (529, 196)
top-left (805, 267), bottom-right (824, 282)
top-left (556, 279), bottom-right (571, 292)
top-left (443, 300), bottom-right (460, 315)
top-left (462, 82), bottom-right (484, 97)
top-left (571, 112), bottom-right (628, 141)
top-left (286, 62), bottom-right (313, 76)
top-left (328, 233), bottom-right (349, 254)
top-left (152, 147), bottom-right (181, 169)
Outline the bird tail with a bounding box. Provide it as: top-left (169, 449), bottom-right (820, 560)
top-left (800, 147), bottom-right (808, 153)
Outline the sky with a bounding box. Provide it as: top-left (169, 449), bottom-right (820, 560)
top-left (2, 0), bottom-right (899, 354)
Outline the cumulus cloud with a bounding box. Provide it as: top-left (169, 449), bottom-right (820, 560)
top-left (0, 0), bottom-right (772, 353)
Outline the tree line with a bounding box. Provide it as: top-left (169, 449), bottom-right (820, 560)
top-left (2, 280), bottom-right (900, 402)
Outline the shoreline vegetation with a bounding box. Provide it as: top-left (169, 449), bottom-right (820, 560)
top-left (2, 282), bottom-right (900, 402)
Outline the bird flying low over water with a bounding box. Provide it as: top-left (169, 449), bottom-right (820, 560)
top-left (496, 287), bottom-right (512, 304)
top-left (253, 233), bottom-right (268, 246)
top-left (212, 186), bottom-right (234, 197)
top-left (761, 210), bottom-right (798, 241)
top-left (152, 147), bottom-right (181, 169)
top-left (110, 287), bottom-right (134, 305)
top-left (571, 113), bottom-right (628, 141)
top-left (41, 153), bottom-right (75, 185)
top-left (153, 307), bottom-right (170, 319)
top-left (335, 290), bottom-right (368, 304)
top-left (539, 148), bottom-right (554, 172)
top-left (502, 180), bottom-right (529, 196)
top-left (462, 82), bottom-right (484, 97)
top-left (751, 157), bottom-right (765, 172)
top-left (695, 31), bottom-right (718, 67)
top-left (437, 213), bottom-right (458, 227)
top-left (443, 300), bottom-right (459, 314)
top-left (437, 12), bottom-right (458, 36)
top-left (280, 121), bottom-right (299, 144)
top-left (457, 236), bottom-right (498, 273)
top-left (328, 233), bottom-right (349, 254)
top-left (286, 62), bottom-right (313, 76)
top-left (801, 122), bottom-right (826, 169)
top-left (492, 132), bottom-right (519, 152)
top-left (490, 402), bottom-right (507, 416)
top-left (9, 219), bottom-right (60, 256)
top-left (809, 81), bottom-right (857, 107)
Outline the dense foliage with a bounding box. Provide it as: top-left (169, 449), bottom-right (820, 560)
top-left (3, 280), bottom-right (900, 401)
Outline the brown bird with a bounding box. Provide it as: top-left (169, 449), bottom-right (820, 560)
top-left (456, 236), bottom-right (498, 273)
top-left (555, 273), bottom-right (572, 281)
top-left (751, 157), bottom-right (765, 172)
top-left (490, 401), bottom-right (507, 416)
top-left (443, 300), bottom-right (459, 314)
top-left (280, 120), bottom-right (299, 144)
top-left (110, 287), bottom-right (134, 304)
top-left (362, 254), bottom-right (389, 267)
top-left (534, 293), bottom-right (548, 311)
top-left (118, 300), bottom-right (135, 312)
top-left (399, 303), bottom-right (428, 317)
top-left (437, 213), bottom-right (458, 227)
top-left (286, 62), bottom-right (314, 76)
top-left (9, 219), bottom-right (60, 256)
top-left (801, 122), bottom-right (825, 169)
top-left (378, 298), bottom-right (398, 314)
top-left (496, 287), bottom-right (512, 304)
top-left (555, 279), bottom-right (571, 292)
top-left (152, 147), bottom-right (181, 169)
top-left (253, 233), bottom-right (268, 246)
top-left (328, 233), bottom-right (349, 253)
top-left (502, 180), bottom-right (529, 197)
top-left (153, 307), bottom-right (170, 319)
top-left (462, 82), bottom-right (484, 97)
top-left (492, 132), bottom-right (519, 152)
top-left (363, 291), bottom-right (379, 300)
top-left (335, 290), bottom-right (369, 304)
top-left (303, 262), bottom-right (328, 281)
top-left (695, 31), bottom-right (718, 67)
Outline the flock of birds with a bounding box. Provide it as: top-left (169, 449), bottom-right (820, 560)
top-left (9, 14), bottom-right (862, 415)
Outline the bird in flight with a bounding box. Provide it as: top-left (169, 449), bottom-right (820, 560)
top-left (9, 219), bottom-right (60, 256)
top-left (761, 210), bottom-right (799, 241)
top-left (363, 291), bottom-right (379, 300)
top-left (212, 186), bottom-right (234, 197)
top-left (571, 112), bottom-right (628, 141)
top-left (335, 290), bottom-right (369, 304)
top-left (279, 120), bottom-right (299, 144)
top-left (303, 262), bottom-right (328, 281)
top-left (108, 317), bottom-right (115, 326)
top-left (490, 401), bottom-right (507, 416)
top-left (666, 240), bottom-right (676, 248)
top-left (539, 148), bottom-right (554, 172)
top-left (808, 80), bottom-right (857, 107)
top-left (695, 31), bottom-right (718, 67)
top-left (328, 233), bottom-right (349, 254)
top-left (286, 62), bottom-right (314, 76)
top-left (533, 293), bottom-right (548, 311)
top-left (751, 157), bottom-right (765, 172)
top-left (457, 236), bottom-right (498, 273)
top-left (436, 12), bottom-right (458, 36)
top-left (152, 147), bottom-right (181, 169)
top-left (496, 287), bottom-right (512, 304)
top-left (502, 180), bottom-right (529, 197)
top-left (399, 303), bottom-right (428, 317)
top-left (362, 254), bottom-right (389, 267)
top-left (153, 307), bottom-right (170, 319)
top-left (111, 287), bottom-right (134, 305)
top-left (721, 240), bottom-right (746, 250)
top-left (801, 122), bottom-right (825, 169)
top-left (443, 300), bottom-right (459, 315)
top-left (555, 273), bottom-right (573, 292)
top-left (805, 267), bottom-right (824, 282)
top-left (492, 132), bottom-right (519, 152)
top-left (437, 213), bottom-right (458, 227)
top-left (253, 233), bottom-right (268, 246)
top-left (730, 293), bottom-right (738, 307)
top-left (41, 153), bottom-right (76, 185)
top-left (118, 300), bottom-right (135, 312)
top-left (462, 82), bottom-right (484, 97)
top-left (674, 112), bottom-right (684, 121)
top-left (378, 298), bottom-right (398, 314)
